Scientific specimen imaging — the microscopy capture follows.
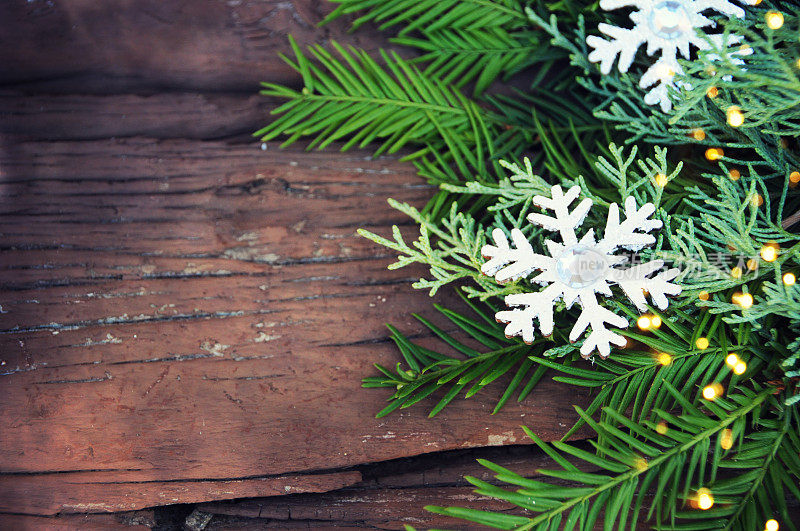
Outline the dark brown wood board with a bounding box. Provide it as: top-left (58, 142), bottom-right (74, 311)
top-left (0, 0), bottom-right (592, 527)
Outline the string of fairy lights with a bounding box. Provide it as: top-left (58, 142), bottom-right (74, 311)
top-left (631, 10), bottom-right (794, 524)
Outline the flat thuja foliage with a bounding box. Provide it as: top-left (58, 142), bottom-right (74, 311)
top-left (258, 0), bottom-right (800, 528)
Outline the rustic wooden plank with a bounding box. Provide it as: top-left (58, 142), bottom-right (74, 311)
top-left (0, 92), bottom-right (270, 140)
top-left (0, 470), bottom-right (363, 515)
top-left (0, 512), bottom-right (153, 530)
top-left (200, 445), bottom-right (559, 530)
top-left (0, 0), bottom-right (401, 93)
top-left (206, 487), bottom-right (512, 530)
top-left (0, 137), bottom-right (591, 515)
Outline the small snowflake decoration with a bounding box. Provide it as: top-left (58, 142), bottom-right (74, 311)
top-left (480, 185), bottom-right (681, 358)
top-left (587, 0), bottom-right (756, 112)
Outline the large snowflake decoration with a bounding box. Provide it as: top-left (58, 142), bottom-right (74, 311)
top-left (481, 185), bottom-right (681, 358)
top-left (587, 0), bottom-right (756, 112)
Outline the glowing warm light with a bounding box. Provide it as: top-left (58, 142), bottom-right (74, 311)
top-left (707, 86), bottom-right (719, 98)
top-left (746, 258), bottom-right (758, 271)
top-left (637, 315), bottom-right (652, 330)
top-left (751, 194), bottom-right (764, 207)
top-left (729, 168), bottom-right (741, 181)
top-left (703, 386), bottom-right (716, 400)
top-left (697, 488), bottom-right (714, 510)
top-left (734, 293), bottom-right (754, 309)
top-left (658, 352), bottom-right (672, 366)
top-left (766, 519), bottom-right (780, 531)
top-left (783, 272), bottom-right (796, 286)
top-left (698, 291), bottom-right (709, 301)
top-left (656, 421), bottom-right (668, 435)
top-left (655, 173), bottom-right (669, 187)
top-left (696, 337), bottom-right (710, 350)
top-left (705, 148), bottom-right (723, 161)
top-left (790, 171), bottom-right (800, 183)
top-left (766, 11), bottom-right (784, 29)
top-left (726, 353), bottom-right (739, 366)
top-left (703, 383), bottom-right (723, 400)
top-left (692, 128), bottom-right (706, 141)
top-left (720, 428), bottom-right (734, 450)
top-left (651, 316), bottom-right (662, 328)
top-left (731, 266), bottom-right (743, 279)
top-left (761, 244), bottom-right (778, 262)
top-left (734, 361), bottom-right (747, 375)
top-left (727, 106), bottom-right (744, 127)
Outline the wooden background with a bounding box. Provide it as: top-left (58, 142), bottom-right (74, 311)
top-left (0, 1), bottom-right (592, 528)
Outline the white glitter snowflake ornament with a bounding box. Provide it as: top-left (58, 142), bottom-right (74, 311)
top-left (587, 0), bottom-right (756, 112)
top-left (480, 185), bottom-right (681, 358)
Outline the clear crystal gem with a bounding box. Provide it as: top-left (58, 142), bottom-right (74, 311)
top-left (648, 1), bottom-right (690, 40)
top-left (556, 245), bottom-right (608, 289)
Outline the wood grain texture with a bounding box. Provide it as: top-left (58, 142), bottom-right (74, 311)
top-left (0, 135), bottom-right (591, 514)
top-left (0, 512), bottom-right (155, 531)
top-left (0, 0), bottom-right (592, 524)
top-left (199, 445), bottom-right (562, 530)
top-left (0, 0), bottom-right (401, 93)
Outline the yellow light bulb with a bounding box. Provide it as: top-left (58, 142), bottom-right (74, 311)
top-left (696, 337), bottom-right (710, 350)
top-left (766, 11), bottom-right (784, 30)
top-left (705, 148), bottom-right (723, 161)
top-left (727, 106), bottom-right (744, 127)
top-left (651, 316), bottom-right (662, 328)
top-left (751, 194), bottom-right (763, 207)
top-left (658, 353), bottom-right (672, 366)
top-left (726, 353), bottom-right (739, 366)
top-left (702, 383), bottom-right (724, 400)
top-left (746, 258), bottom-right (758, 271)
top-left (790, 171), bottom-right (800, 183)
top-left (692, 128), bottom-right (706, 141)
top-left (637, 315), bottom-right (652, 330)
top-left (733, 361), bottom-right (747, 375)
top-left (698, 291), bottom-right (710, 301)
top-left (655, 173), bottom-right (669, 187)
top-left (729, 168), bottom-right (741, 181)
top-left (707, 86), bottom-right (719, 98)
top-left (760, 245), bottom-right (778, 262)
top-left (735, 293), bottom-right (754, 309)
top-left (656, 421), bottom-right (669, 435)
top-left (731, 266), bottom-right (743, 279)
top-left (783, 272), bottom-right (796, 286)
top-left (720, 428), bottom-right (734, 450)
top-left (697, 488), bottom-right (714, 510)
top-left (766, 519), bottom-right (780, 531)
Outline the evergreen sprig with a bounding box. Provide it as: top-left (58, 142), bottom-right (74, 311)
top-left (258, 0), bottom-right (800, 527)
top-left (428, 385), bottom-right (798, 531)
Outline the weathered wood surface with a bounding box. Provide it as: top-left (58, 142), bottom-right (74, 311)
top-left (0, 1), bottom-right (591, 527)
top-left (0, 132), bottom-right (588, 516)
top-left (199, 446), bottom-right (567, 530)
top-left (0, 0), bottom-right (401, 94)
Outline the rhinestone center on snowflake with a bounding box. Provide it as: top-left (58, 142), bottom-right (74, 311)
top-left (556, 245), bottom-right (609, 289)
top-left (648, 1), bottom-right (691, 40)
